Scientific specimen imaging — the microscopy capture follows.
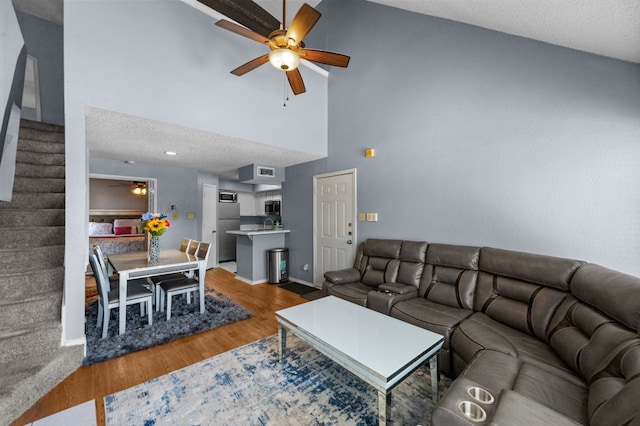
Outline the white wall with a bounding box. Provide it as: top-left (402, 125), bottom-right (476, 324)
top-left (284, 0), bottom-right (640, 279)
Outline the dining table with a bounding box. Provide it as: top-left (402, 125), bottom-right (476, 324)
top-left (108, 249), bottom-right (206, 335)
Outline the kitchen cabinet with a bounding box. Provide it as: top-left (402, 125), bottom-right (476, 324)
top-left (237, 192), bottom-right (256, 216)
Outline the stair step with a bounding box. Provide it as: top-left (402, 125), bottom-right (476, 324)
top-left (0, 192), bottom-right (64, 209)
top-left (18, 124), bottom-right (65, 144)
top-left (0, 342), bottom-right (83, 426)
top-left (0, 323), bottom-right (63, 367)
top-left (12, 176), bottom-right (65, 193)
top-left (20, 119), bottom-right (65, 134)
top-left (0, 246), bottom-right (65, 274)
top-left (17, 137), bottom-right (65, 154)
top-left (0, 209), bottom-right (64, 228)
top-left (0, 267), bottom-right (64, 299)
top-left (0, 227), bottom-right (65, 249)
top-left (0, 292), bottom-right (62, 330)
top-left (14, 162), bottom-right (65, 179)
top-left (16, 150), bottom-right (64, 167)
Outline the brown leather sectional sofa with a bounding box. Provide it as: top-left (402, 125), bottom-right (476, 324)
top-left (322, 239), bottom-right (640, 425)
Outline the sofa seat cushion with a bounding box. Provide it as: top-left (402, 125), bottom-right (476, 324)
top-left (391, 298), bottom-right (473, 348)
top-left (451, 312), bottom-right (572, 376)
top-left (326, 282), bottom-right (370, 306)
top-left (433, 350), bottom-right (587, 425)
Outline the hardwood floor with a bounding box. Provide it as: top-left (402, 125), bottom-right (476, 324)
top-left (13, 268), bottom-right (309, 426)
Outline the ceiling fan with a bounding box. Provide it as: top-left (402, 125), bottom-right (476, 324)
top-left (199, 0), bottom-right (350, 95)
top-left (108, 181), bottom-right (148, 196)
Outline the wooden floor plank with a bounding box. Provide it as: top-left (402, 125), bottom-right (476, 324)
top-left (12, 268), bottom-right (308, 426)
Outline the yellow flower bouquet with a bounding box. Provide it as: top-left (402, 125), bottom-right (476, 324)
top-left (141, 212), bottom-right (171, 236)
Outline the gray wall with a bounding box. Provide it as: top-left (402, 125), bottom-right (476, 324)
top-left (90, 157), bottom-right (212, 251)
top-left (14, 11), bottom-right (64, 125)
top-left (284, 0), bottom-right (640, 278)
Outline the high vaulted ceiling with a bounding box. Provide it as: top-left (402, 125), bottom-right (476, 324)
top-left (14, 0), bottom-right (640, 63)
top-left (12, 0), bottom-right (640, 178)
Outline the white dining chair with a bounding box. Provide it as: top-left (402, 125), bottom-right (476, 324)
top-left (89, 253), bottom-right (154, 338)
top-left (157, 242), bottom-right (211, 320)
top-left (151, 240), bottom-right (201, 309)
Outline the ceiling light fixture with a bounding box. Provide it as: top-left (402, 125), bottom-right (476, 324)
top-left (268, 48), bottom-right (300, 71)
top-left (165, 151), bottom-right (177, 156)
top-left (130, 182), bottom-right (147, 196)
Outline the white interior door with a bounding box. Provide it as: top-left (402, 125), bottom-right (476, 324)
top-left (202, 183), bottom-right (217, 269)
top-left (313, 169), bottom-right (357, 286)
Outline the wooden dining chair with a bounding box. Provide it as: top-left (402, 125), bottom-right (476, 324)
top-left (89, 253), bottom-right (153, 338)
top-left (157, 242), bottom-right (211, 320)
top-left (179, 238), bottom-right (191, 252)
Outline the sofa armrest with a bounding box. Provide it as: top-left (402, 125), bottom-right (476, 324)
top-left (367, 288), bottom-right (418, 315)
top-left (379, 282), bottom-right (417, 295)
top-left (324, 268), bottom-right (361, 285)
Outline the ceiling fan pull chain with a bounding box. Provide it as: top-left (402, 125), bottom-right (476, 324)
top-left (283, 74), bottom-right (289, 107)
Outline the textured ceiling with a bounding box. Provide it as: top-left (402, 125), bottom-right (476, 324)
top-left (12, 0), bottom-right (640, 178)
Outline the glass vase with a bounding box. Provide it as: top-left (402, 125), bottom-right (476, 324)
top-left (149, 235), bottom-right (161, 263)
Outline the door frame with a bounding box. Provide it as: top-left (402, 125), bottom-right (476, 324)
top-left (312, 168), bottom-right (357, 286)
top-left (201, 183), bottom-right (218, 269)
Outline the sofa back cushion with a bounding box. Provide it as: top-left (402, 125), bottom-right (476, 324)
top-left (419, 243), bottom-right (480, 310)
top-left (390, 241), bottom-right (428, 288)
top-left (570, 263), bottom-right (640, 331)
top-left (475, 247), bottom-right (583, 340)
top-left (358, 239), bottom-right (402, 287)
top-left (549, 263), bottom-right (640, 425)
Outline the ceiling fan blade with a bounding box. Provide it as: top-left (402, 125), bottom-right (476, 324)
top-left (286, 3), bottom-right (321, 45)
top-left (230, 54), bottom-right (270, 76)
top-left (197, 0), bottom-right (280, 38)
top-left (215, 19), bottom-right (270, 45)
top-left (286, 69), bottom-right (306, 95)
top-left (301, 49), bottom-right (350, 67)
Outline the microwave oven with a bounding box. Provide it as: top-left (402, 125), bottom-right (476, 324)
top-left (219, 191), bottom-right (237, 203)
top-left (265, 200), bottom-right (280, 215)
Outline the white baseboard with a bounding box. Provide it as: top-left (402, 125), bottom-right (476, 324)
top-left (234, 275), bottom-right (266, 285)
top-left (288, 276), bottom-right (319, 289)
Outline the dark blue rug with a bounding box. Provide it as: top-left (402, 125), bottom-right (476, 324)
top-left (83, 288), bottom-right (253, 366)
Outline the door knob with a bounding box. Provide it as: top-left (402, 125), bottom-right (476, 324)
top-left (347, 240), bottom-right (352, 244)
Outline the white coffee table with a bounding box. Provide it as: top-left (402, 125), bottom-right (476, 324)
top-left (275, 296), bottom-right (444, 425)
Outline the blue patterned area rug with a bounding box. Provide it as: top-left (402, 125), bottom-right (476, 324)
top-left (104, 334), bottom-right (450, 425)
top-left (84, 288), bottom-right (253, 366)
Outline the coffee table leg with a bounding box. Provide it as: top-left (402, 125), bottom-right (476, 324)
top-left (278, 326), bottom-right (287, 365)
top-left (430, 356), bottom-right (439, 403)
top-left (378, 390), bottom-right (390, 425)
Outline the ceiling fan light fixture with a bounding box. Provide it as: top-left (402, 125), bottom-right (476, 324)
top-left (269, 48), bottom-right (300, 71)
top-left (131, 182), bottom-right (147, 196)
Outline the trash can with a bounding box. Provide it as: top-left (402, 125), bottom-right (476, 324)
top-left (267, 248), bottom-right (288, 284)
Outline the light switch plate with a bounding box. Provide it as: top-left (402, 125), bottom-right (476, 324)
top-left (366, 213), bottom-right (378, 222)
top-left (358, 213), bottom-right (366, 221)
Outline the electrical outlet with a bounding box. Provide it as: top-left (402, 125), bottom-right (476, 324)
top-left (366, 213), bottom-right (378, 222)
top-left (358, 213), bottom-right (366, 221)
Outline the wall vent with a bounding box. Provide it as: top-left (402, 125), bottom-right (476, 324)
top-left (257, 166), bottom-right (275, 178)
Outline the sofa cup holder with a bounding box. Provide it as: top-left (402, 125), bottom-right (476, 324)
top-left (467, 386), bottom-right (495, 404)
top-left (457, 401), bottom-right (487, 422)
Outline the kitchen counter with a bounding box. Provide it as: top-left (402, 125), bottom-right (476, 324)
top-left (226, 229), bottom-right (289, 284)
top-left (227, 229), bottom-right (290, 238)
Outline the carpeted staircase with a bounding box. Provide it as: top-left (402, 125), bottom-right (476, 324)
top-left (0, 119), bottom-right (83, 425)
